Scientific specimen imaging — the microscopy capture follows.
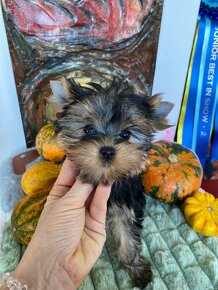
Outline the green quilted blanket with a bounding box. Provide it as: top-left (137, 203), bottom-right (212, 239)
top-left (79, 197), bottom-right (218, 290)
top-left (1, 157), bottom-right (218, 289)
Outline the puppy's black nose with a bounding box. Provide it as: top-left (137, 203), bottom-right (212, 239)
top-left (100, 146), bottom-right (115, 161)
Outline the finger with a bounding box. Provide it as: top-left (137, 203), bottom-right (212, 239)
top-left (54, 158), bottom-right (78, 188)
top-left (63, 179), bottom-right (94, 209)
top-left (88, 184), bottom-right (112, 225)
top-left (47, 159), bottom-right (78, 202)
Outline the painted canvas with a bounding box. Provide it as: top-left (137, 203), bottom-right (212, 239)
top-left (1, 0), bottom-right (164, 146)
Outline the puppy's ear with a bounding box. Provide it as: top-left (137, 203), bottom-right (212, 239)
top-left (150, 94), bottom-right (174, 130)
top-left (49, 77), bottom-right (72, 112)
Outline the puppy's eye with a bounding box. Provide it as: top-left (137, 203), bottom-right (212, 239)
top-left (83, 125), bottom-right (97, 134)
top-left (120, 130), bottom-right (131, 140)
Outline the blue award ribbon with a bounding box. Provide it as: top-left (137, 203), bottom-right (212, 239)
top-left (177, 1), bottom-right (218, 169)
top-left (180, 17), bottom-right (206, 149)
top-left (192, 16), bottom-right (211, 152)
top-left (201, 0), bottom-right (218, 164)
top-left (194, 20), bottom-right (218, 168)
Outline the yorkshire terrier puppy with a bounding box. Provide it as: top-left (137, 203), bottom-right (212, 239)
top-left (49, 77), bottom-right (173, 288)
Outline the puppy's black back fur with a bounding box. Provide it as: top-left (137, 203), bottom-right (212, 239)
top-left (107, 177), bottom-right (152, 288)
top-left (110, 176), bottom-right (146, 229)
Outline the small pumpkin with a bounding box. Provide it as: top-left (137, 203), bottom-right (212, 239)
top-left (11, 192), bottom-right (48, 246)
top-left (36, 122), bottom-right (65, 162)
top-left (183, 190), bottom-right (218, 236)
top-left (142, 141), bottom-right (203, 203)
top-left (21, 161), bottom-right (61, 196)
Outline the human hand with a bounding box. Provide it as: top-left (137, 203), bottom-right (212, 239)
top-left (12, 159), bottom-right (112, 290)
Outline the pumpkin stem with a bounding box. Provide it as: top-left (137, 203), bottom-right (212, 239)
top-left (168, 154), bottom-right (178, 163)
top-left (207, 206), bottom-right (214, 212)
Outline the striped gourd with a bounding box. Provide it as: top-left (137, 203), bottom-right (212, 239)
top-left (21, 161), bottom-right (61, 196)
top-left (142, 141), bottom-right (203, 203)
top-left (11, 192), bottom-right (48, 246)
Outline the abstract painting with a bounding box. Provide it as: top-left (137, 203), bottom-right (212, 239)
top-left (1, 0), bottom-right (164, 146)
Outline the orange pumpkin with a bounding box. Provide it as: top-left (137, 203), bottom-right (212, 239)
top-left (36, 122), bottom-right (65, 162)
top-left (142, 141), bottom-right (203, 203)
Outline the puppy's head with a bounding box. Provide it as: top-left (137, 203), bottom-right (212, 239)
top-left (49, 77), bottom-right (173, 184)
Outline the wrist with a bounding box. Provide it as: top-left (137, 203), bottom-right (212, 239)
top-left (11, 244), bottom-right (50, 290)
top-left (11, 263), bottom-right (43, 290)
top-left (12, 245), bottom-right (78, 290)
top-left (0, 272), bottom-right (28, 290)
